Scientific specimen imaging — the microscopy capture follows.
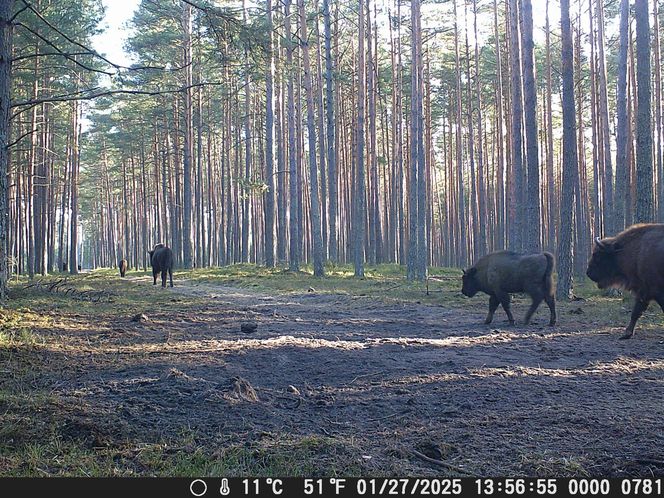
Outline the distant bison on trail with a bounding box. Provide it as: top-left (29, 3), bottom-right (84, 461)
top-left (148, 243), bottom-right (174, 288)
top-left (586, 223), bottom-right (664, 339)
top-left (462, 251), bottom-right (556, 326)
top-left (119, 259), bottom-right (128, 278)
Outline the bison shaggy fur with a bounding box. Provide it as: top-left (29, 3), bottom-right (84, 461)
top-left (148, 244), bottom-right (174, 288)
top-left (586, 223), bottom-right (664, 339)
top-left (462, 250), bottom-right (556, 326)
top-left (119, 259), bottom-right (128, 278)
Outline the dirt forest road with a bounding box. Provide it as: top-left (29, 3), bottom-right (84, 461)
top-left (40, 276), bottom-right (664, 476)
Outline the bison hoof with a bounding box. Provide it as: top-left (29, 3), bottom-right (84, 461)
top-left (484, 319), bottom-right (493, 325)
top-left (619, 331), bottom-right (634, 340)
top-left (548, 321), bottom-right (556, 326)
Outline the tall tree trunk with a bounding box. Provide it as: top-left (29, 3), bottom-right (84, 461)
top-left (354, 0), bottom-right (366, 277)
top-left (264, 0), bottom-right (276, 267)
top-left (521, 0), bottom-right (540, 252)
top-left (285, 0), bottom-right (300, 271)
top-left (545, 0), bottom-right (556, 251)
top-left (182, 2), bottom-right (194, 268)
top-left (69, 98), bottom-right (80, 275)
top-left (415, 0), bottom-right (426, 281)
top-left (299, 0), bottom-right (325, 276)
top-left (453, 0), bottom-right (467, 267)
top-left (0, 0), bottom-right (13, 298)
top-left (493, 0), bottom-right (506, 250)
top-left (242, 0), bottom-right (252, 262)
top-left (615, 0), bottom-right (630, 232)
top-left (508, 0), bottom-right (524, 251)
top-left (324, 0), bottom-right (337, 263)
top-left (635, 0), bottom-right (654, 222)
top-left (473, 0), bottom-right (487, 257)
top-left (595, 0), bottom-right (614, 235)
top-left (407, 0), bottom-right (419, 280)
top-left (557, 0), bottom-right (579, 299)
top-left (654, 0), bottom-right (664, 221)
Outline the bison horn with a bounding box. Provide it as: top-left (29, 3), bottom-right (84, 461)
top-left (594, 237), bottom-right (605, 249)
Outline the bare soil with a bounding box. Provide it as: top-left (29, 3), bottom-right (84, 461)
top-left (12, 276), bottom-right (664, 476)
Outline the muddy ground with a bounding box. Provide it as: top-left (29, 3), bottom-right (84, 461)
top-left (6, 275), bottom-right (664, 476)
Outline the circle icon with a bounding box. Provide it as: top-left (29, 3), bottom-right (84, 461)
top-left (190, 479), bottom-right (208, 497)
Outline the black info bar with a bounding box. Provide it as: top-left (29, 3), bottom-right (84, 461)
top-left (0, 477), bottom-right (662, 497)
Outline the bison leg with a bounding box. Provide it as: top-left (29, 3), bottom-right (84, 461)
top-left (168, 268), bottom-right (173, 288)
top-left (161, 270), bottom-right (167, 288)
top-left (621, 298), bottom-right (649, 339)
top-left (524, 296), bottom-right (544, 325)
top-left (485, 295), bottom-right (500, 324)
top-left (153, 270), bottom-right (158, 285)
top-left (545, 295), bottom-right (557, 326)
top-left (497, 293), bottom-right (515, 325)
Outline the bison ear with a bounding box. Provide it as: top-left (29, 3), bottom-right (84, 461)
top-left (148, 250), bottom-right (154, 257)
top-left (465, 267), bottom-right (477, 276)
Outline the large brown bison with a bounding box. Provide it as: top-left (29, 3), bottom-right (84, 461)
top-left (462, 251), bottom-right (556, 326)
top-left (586, 223), bottom-right (664, 339)
top-left (148, 243), bottom-right (174, 288)
top-left (119, 259), bottom-right (128, 278)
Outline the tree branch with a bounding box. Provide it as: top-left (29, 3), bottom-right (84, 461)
top-left (10, 81), bottom-right (232, 109)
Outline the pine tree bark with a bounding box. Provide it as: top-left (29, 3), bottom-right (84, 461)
top-left (182, 2), bottom-right (194, 268)
top-left (354, 0), bottom-right (366, 277)
top-left (265, 0), bottom-right (276, 267)
top-left (635, 0), bottom-right (654, 222)
top-left (407, 0), bottom-right (419, 280)
top-left (285, 0), bottom-right (300, 271)
top-left (521, 0), bottom-right (540, 252)
top-left (615, 0), bottom-right (630, 232)
top-left (299, 0), bottom-right (325, 276)
top-left (508, 0), bottom-right (524, 252)
top-left (557, 0), bottom-right (579, 300)
top-left (0, 0), bottom-right (13, 297)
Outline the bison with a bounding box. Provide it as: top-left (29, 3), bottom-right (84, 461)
top-left (148, 243), bottom-right (174, 288)
top-left (462, 251), bottom-right (556, 326)
top-left (119, 259), bottom-right (128, 278)
top-left (586, 223), bottom-right (664, 339)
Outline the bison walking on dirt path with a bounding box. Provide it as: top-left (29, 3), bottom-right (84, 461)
top-left (587, 223), bottom-right (664, 339)
top-left (119, 259), bottom-right (128, 278)
top-left (462, 251), bottom-right (557, 326)
top-left (149, 244), bottom-right (174, 288)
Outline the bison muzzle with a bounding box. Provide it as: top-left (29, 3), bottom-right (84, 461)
top-left (586, 223), bottom-right (664, 339)
top-left (462, 250), bottom-right (556, 326)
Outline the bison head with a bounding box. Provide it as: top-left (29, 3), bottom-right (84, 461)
top-left (586, 237), bottom-right (624, 289)
top-left (461, 267), bottom-right (479, 297)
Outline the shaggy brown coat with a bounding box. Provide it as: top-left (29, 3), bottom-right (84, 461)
top-left (586, 223), bottom-right (664, 339)
top-left (462, 251), bottom-right (556, 326)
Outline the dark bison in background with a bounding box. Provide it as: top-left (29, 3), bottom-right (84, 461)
top-left (586, 223), bottom-right (664, 339)
top-left (462, 250), bottom-right (556, 326)
top-left (148, 243), bottom-right (174, 288)
top-left (119, 259), bottom-right (128, 278)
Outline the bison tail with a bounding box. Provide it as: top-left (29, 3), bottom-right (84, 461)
top-left (543, 252), bottom-right (555, 294)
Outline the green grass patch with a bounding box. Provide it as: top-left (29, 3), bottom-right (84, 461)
top-left (0, 431), bottom-right (363, 477)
